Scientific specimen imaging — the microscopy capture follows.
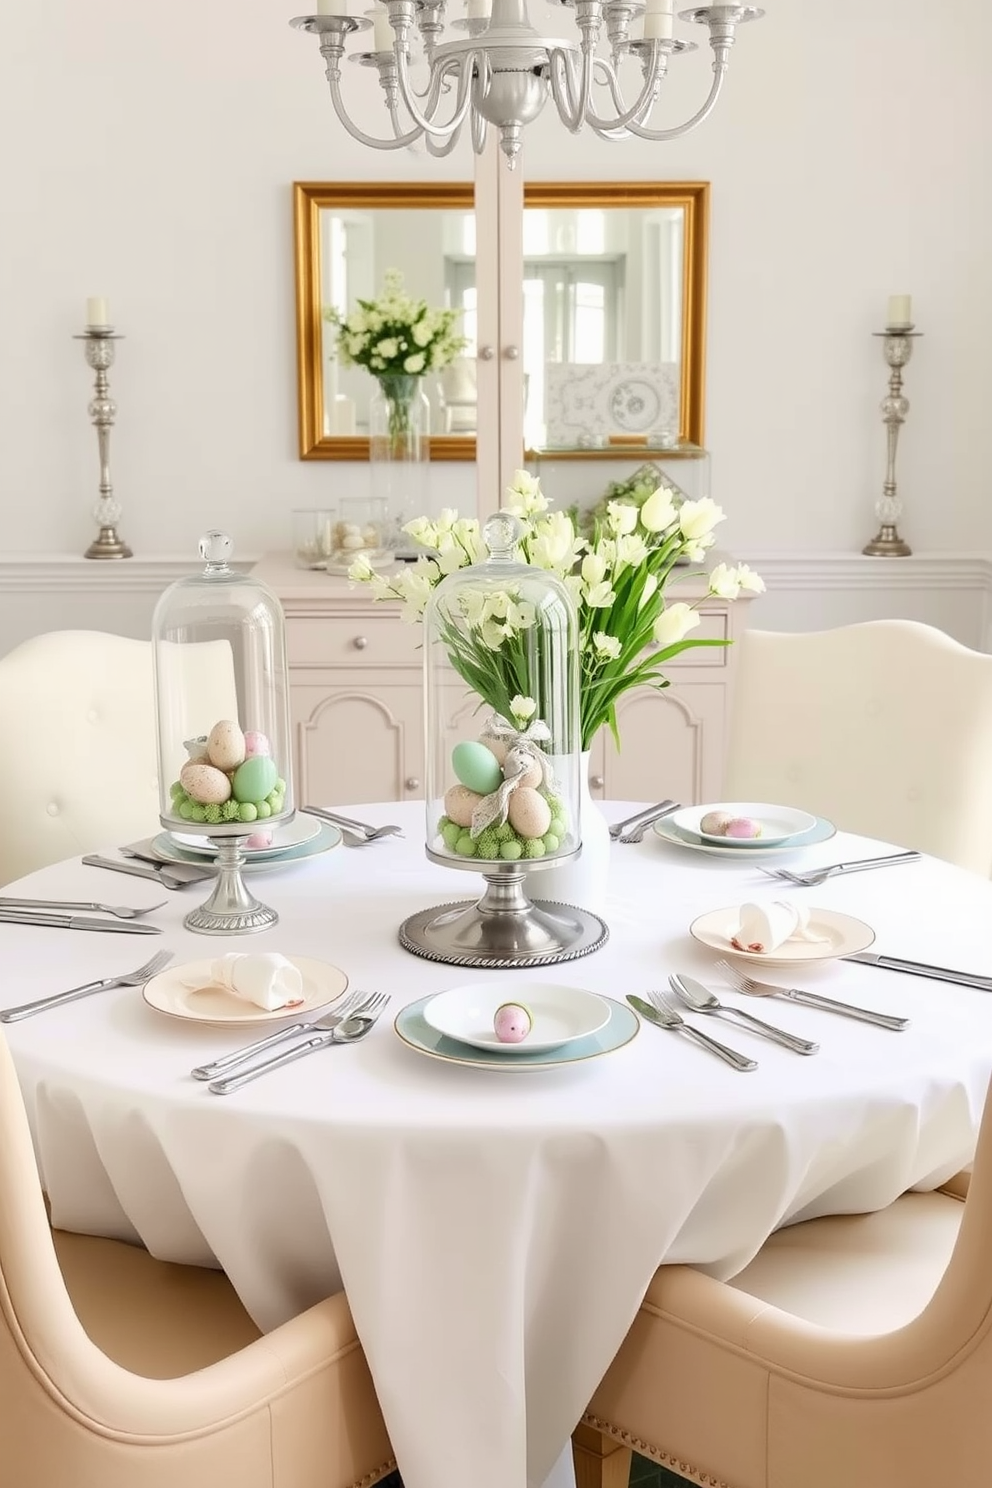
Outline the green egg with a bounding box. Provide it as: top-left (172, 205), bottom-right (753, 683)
top-left (451, 740), bottom-right (503, 796)
top-left (232, 754), bottom-right (279, 805)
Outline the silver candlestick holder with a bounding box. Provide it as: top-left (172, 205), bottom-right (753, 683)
top-left (74, 323), bottom-right (132, 559)
top-left (862, 321), bottom-right (922, 558)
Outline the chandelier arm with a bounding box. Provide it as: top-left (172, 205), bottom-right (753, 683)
top-left (548, 49), bottom-right (582, 130)
top-left (470, 99), bottom-right (489, 154)
top-left (580, 42), bottom-right (672, 133)
top-left (612, 47), bottom-right (728, 140)
top-left (395, 49), bottom-right (476, 138)
top-left (325, 65), bottom-right (425, 149)
top-left (426, 122), bottom-right (465, 156)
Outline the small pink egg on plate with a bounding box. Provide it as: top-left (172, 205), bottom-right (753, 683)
top-left (245, 830), bottom-right (274, 850)
top-left (493, 1002), bottom-right (533, 1044)
top-left (725, 816), bottom-right (762, 839)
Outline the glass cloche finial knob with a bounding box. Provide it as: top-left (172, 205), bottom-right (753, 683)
top-left (199, 530), bottom-right (233, 570)
top-left (483, 511), bottom-right (523, 562)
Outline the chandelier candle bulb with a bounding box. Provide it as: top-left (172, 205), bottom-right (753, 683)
top-left (86, 297), bottom-right (109, 328)
top-left (317, 0), bottom-right (349, 11)
top-left (370, 5), bottom-right (394, 50)
top-left (887, 294), bottom-right (912, 328)
top-left (643, 0), bottom-right (674, 40)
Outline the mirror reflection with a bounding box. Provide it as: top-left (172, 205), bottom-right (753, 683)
top-left (294, 181), bottom-right (707, 460)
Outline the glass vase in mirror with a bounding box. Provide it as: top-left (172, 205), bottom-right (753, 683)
top-left (369, 373), bottom-right (431, 550)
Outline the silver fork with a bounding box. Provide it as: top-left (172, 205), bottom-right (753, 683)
top-left (190, 988), bottom-right (373, 1080)
top-left (302, 805), bottom-right (404, 841)
top-left (643, 989), bottom-right (758, 1070)
top-left (716, 960), bottom-right (910, 1031)
top-left (760, 850), bottom-right (921, 888)
top-left (207, 994), bottom-right (391, 1094)
top-left (0, 896), bottom-right (166, 920)
top-left (0, 948), bottom-right (174, 1023)
top-left (618, 801), bottom-right (682, 844)
top-left (609, 801), bottom-right (675, 841)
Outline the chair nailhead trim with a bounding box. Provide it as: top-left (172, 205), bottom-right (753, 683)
top-left (581, 1412), bottom-right (733, 1488)
top-left (347, 1455), bottom-right (397, 1488)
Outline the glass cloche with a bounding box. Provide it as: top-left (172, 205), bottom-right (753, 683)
top-left (399, 511), bottom-right (607, 966)
top-left (151, 531), bottom-right (294, 935)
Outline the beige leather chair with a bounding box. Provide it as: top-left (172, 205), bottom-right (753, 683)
top-left (0, 629), bottom-right (237, 885)
top-left (582, 1119), bottom-right (985, 1488)
top-left (0, 1027), bottom-right (395, 1488)
top-left (724, 620), bottom-right (992, 875)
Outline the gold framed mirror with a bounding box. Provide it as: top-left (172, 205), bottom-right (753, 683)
top-left (294, 179), bottom-right (708, 461)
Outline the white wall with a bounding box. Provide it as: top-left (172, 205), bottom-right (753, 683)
top-left (1, 0), bottom-right (989, 565)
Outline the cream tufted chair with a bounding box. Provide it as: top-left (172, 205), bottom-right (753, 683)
top-left (0, 630), bottom-right (237, 886)
top-left (723, 621), bottom-right (992, 875)
top-left (582, 1124), bottom-right (984, 1488)
top-left (0, 1026), bottom-right (395, 1488)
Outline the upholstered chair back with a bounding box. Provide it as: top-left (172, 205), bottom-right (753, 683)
top-left (724, 620), bottom-right (992, 874)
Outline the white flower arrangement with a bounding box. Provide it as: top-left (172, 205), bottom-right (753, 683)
top-left (350, 474), bottom-right (764, 750)
top-left (324, 267), bottom-right (467, 378)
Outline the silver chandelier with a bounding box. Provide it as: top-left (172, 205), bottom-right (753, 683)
top-left (291, 2), bottom-right (763, 165)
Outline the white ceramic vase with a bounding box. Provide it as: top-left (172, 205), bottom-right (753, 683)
top-left (535, 751), bottom-right (611, 915)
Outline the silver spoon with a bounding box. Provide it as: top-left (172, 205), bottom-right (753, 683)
top-left (302, 805), bottom-right (404, 840)
top-left (207, 1006), bottom-right (389, 1094)
top-left (0, 896), bottom-right (167, 921)
top-left (668, 974), bottom-right (819, 1055)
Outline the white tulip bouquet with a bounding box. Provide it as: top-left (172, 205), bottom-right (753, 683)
top-left (349, 472), bottom-right (764, 752)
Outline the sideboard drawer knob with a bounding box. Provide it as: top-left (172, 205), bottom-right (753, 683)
top-left (479, 345), bottom-right (496, 361)
top-left (353, 635), bottom-right (369, 650)
top-left (590, 775), bottom-right (605, 789)
top-left (405, 776), bottom-right (421, 792)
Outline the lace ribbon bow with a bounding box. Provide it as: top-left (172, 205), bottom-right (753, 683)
top-left (470, 713), bottom-right (561, 837)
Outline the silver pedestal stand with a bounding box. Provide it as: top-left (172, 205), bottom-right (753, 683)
top-left (399, 849), bottom-right (609, 968)
top-left (162, 812), bottom-right (293, 935)
top-left (862, 323), bottom-right (922, 557)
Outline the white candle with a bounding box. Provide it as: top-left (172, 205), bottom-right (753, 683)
top-left (86, 297), bottom-right (110, 328)
top-left (643, 0), bottom-right (674, 39)
top-left (467, 0), bottom-right (490, 18)
top-left (317, 0), bottom-right (349, 13)
top-left (370, 5), bottom-right (394, 50)
top-left (887, 294), bottom-right (912, 328)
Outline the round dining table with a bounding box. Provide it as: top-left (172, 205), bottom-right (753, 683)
top-left (4, 802), bottom-right (992, 1488)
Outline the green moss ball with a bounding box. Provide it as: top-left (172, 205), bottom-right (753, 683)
top-left (239, 802), bottom-right (258, 823)
top-left (499, 840), bottom-right (523, 861)
top-left (542, 833), bottom-right (560, 854)
top-left (494, 822), bottom-right (515, 843)
top-left (475, 826), bottom-right (500, 859)
top-left (178, 800), bottom-right (195, 820)
top-left (523, 838), bottom-right (546, 859)
top-left (550, 815), bottom-right (568, 840)
top-left (203, 803), bottom-right (223, 824)
top-left (255, 801), bottom-right (271, 819)
top-left (441, 820), bottom-right (462, 850)
top-left (455, 833), bottom-right (477, 857)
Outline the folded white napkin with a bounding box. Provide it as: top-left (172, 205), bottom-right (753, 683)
top-left (182, 952), bottom-right (305, 1010)
top-left (731, 899), bottom-right (828, 954)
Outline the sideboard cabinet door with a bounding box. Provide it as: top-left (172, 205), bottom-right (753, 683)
top-left (290, 681), bottom-right (424, 807)
top-left (596, 679), bottom-right (727, 807)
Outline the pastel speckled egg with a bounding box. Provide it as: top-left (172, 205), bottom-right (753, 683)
top-left (232, 754), bottom-right (279, 805)
top-left (180, 760), bottom-right (232, 805)
top-left (444, 783), bottom-right (482, 830)
top-left (480, 735), bottom-right (510, 767)
top-left (509, 756), bottom-right (542, 789)
top-left (725, 816), bottom-right (762, 839)
top-left (507, 787), bottom-right (552, 840)
top-left (206, 719), bottom-right (246, 772)
top-left (452, 740), bottom-right (503, 796)
top-left (244, 730), bottom-right (270, 758)
top-left (494, 1002), bottom-right (532, 1044)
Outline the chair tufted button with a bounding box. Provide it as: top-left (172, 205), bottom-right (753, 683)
top-left (86, 708), bottom-right (99, 724)
top-left (785, 764), bottom-right (802, 783)
top-left (46, 803), bottom-right (59, 817)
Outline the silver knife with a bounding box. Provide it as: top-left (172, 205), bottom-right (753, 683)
top-left (81, 854), bottom-right (209, 888)
top-left (0, 910), bottom-right (161, 934)
top-left (119, 845), bottom-right (215, 878)
top-left (844, 951), bottom-right (992, 991)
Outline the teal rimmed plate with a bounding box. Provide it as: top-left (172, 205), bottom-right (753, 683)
top-left (150, 820), bottom-right (342, 873)
top-left (652, 812), bottom-right (837, 859)
top-left (394, 993), bottom-right (638, 1071)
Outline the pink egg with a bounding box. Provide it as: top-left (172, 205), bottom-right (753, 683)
top-left (244, 730), bottom-right (271, 758)
top-left (245, 830), bottom-right (274, 850)
top-left (493, 1002), bottom-right (532, 1044)
top-left (725, 816), bottom-right (762, 839)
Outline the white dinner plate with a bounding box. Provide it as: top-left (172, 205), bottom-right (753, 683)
top-left (142, 954), bottom-right (349, 1026)
top-left (653, 812), bottom-right (837, 858)
top-left (169, 813), bottom-right (322, 858)
top-left (395, 993), bottom-right (639, 1071)
top-left (150, 820), bottom-right (342, 873)
top-left (671, 802), bottom-right (818, 848)
top-left (422, 981), bottom-right (611, 1055)
top-left (689, 906), bottom-right (876, 966)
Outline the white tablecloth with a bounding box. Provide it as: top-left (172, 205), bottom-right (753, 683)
top-left (4, 805), bottom-right (992, 1488)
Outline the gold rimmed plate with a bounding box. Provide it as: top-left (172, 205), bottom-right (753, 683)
top-left (394, 992), bottom-right (638, 1070)
top-left (689, 906), bottom-right (876, 966)
top-left (142, 954), bottom-right (349, 1026)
